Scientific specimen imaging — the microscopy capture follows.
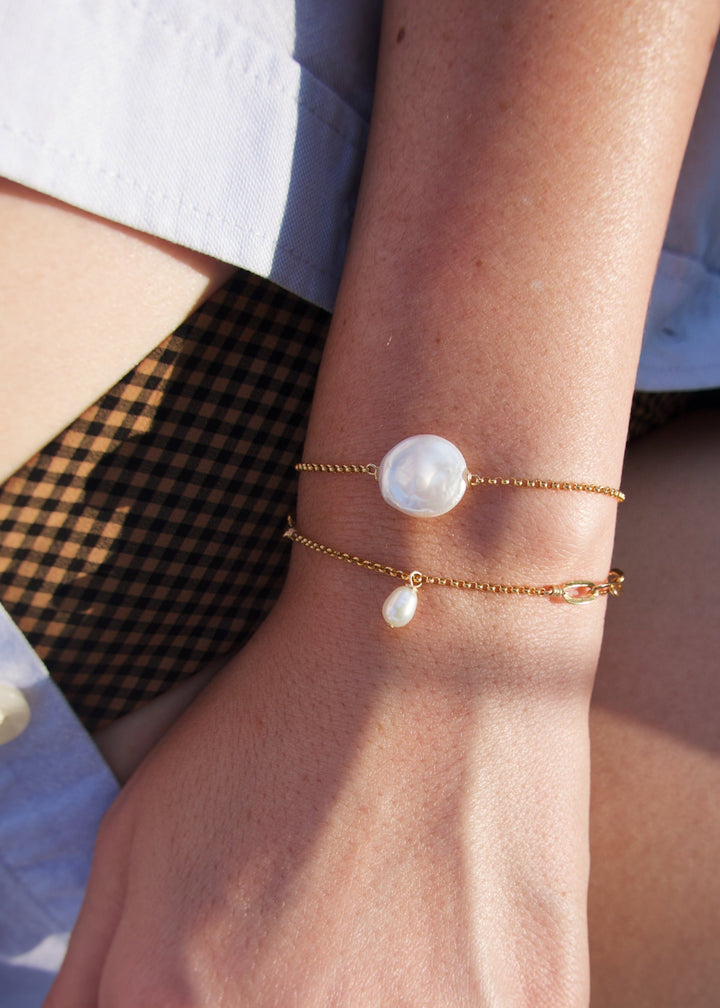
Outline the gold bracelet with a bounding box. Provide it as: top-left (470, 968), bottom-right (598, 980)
top-left (296, 434), bottom-right (624, 518)
top-left (284, 520), bottom-right (624, 628)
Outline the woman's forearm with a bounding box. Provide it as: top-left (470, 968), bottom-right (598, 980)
top-left (298, 0), bottom-right (716, 610)
top-left (278, 9), bottom-right (717, 998)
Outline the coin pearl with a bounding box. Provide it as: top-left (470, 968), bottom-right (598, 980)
top-left (378, 435), bottom-right (468, 517)
top-left (382, 585), bottom-right (418, 627)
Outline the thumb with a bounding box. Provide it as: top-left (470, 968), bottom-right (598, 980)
top-left (43, 801), bottom-right (132, 1008)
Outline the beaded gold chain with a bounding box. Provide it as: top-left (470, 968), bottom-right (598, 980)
top-left (284, 520), bottom-right (624, 626)
top-left (295, 461), bottom-right (625, 502)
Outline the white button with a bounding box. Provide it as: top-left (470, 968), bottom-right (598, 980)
top-left (0, 683), bottom-right (31, 744)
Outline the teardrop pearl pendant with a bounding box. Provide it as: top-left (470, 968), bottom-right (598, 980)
top-left (382, 583), bottom-right (419, 627)
top-left (381, 571), bottom-right (424, 627)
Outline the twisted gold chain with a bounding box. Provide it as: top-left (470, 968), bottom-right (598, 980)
top-left (296, 462), bottom-right (379, 476)
top-left (465, 473), bottom-right (624, 500)
top-left (295, 462), bottom-right (624, 502)
top-left (284, 520), bottom-right (624, 605)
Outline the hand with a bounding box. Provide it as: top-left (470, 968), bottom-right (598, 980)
top-left (45, 572), bottom-right (592, 1008)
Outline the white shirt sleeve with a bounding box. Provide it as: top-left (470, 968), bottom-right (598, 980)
top-left (0, 0), bottom-right (380, 312)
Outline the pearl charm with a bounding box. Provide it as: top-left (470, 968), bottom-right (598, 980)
top-left (382, 584), bottom-right (419, 627)
top-left (378, 435), bottom-right (468, 517)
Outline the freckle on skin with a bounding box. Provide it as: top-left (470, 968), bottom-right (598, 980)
top-left (396, 25), bottom-right (406, 43)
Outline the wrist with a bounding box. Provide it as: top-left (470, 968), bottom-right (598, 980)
top-left (278, 529), bottom-right (608, 702)
top-left (228, 593), bottom-right (594, 1006)
top-left (289, 445), bottom-right (618, 694)
top-left (296, 419), bottom-right (622, 579)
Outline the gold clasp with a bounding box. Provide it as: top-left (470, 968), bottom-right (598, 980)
top-left (558, 581), bottom-right (599, 604)
top-left (604, 569), bottom-right (625, 597)
top-left (555, 569), bottom-right (625, 605)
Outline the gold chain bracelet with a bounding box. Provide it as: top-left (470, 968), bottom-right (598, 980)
top-left (284, 520), bottom-right (624, 628)
top-left (297, 434), bottom-right (624, 519)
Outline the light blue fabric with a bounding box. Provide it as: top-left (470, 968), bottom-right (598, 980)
top-left (0, 606), bottom-right (119, 1006)
top-left (637, 40), bottom-right (720, 391)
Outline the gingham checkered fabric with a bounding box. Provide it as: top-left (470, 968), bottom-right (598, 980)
top-left (0, 270), bottom-right (329, 730)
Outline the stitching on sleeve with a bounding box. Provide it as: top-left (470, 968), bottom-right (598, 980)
top-left (0, 120), bottom-right (344, 282)
top-left (122, 0), bottom-right (368, 149)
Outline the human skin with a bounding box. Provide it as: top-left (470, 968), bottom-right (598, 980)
top-left (2, 0), bottom-right (710, 1004)
top-left (86, 410), bottom-right (720, 1006)
top-left (589, 410), bottom-right (720, 1008)
top-left (0, 178), bottom-right (235, 484)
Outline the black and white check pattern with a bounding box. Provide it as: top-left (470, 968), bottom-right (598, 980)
top-left (0, 270), bottom-right (328, 730)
